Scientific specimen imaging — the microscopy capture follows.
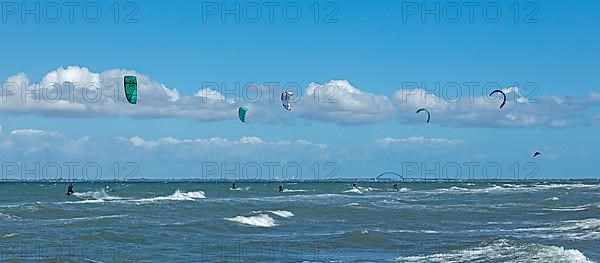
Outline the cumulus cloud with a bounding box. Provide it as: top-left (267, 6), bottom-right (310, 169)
top-left (1, 66), bottom-right (597, 127)
top-left (0, 66), bottom-right (240, 121)
top-left (0, 128), bottom-right (86, 157)
top-left (376, 136), bottom-right (466, 147)
top-left (394, 87), bottom-right (589, 128)
top-left (0, 125), bottom-right (330, 167)
top-left (10, 129), bottom-right (62, 137)
top-left (297, 80), bottom-right (395, 124)
top-left (118, 135), bottom-right (326, 151)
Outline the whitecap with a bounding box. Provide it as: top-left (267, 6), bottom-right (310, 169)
top-left (513, 218), bottom-right (600, 240)
top-left (136, 190), bottom-right (206, 202)
top-left (225, 214), bottom-right (277, 227)
top-left (56, 215), bottom-right (124, 223)
top-left (357, 186), bottom-right (379, 192)
top-left (2, 233), bottom-right (19, 239)
top-left (268, 210), bottom-right (294, 218)
top-left (72, 189), bottom-right (123, 201)
top-left (0, 212), bottom-right (21, 221)
top-left (65, 199), bottom-right (106, 204)
top-left (282, 189), bottom-right (308, 193)
top-left (343, 188), bottom-right (362, 194)
top-left (395, 239), bottom-right (593, 263)
top-left (543, 206), bottom-right (588, 212)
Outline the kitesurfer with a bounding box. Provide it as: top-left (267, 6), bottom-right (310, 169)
top-left (231, 183), bottom-right (236, 190)
top-left (66, 183), bottom-right (74, 195)
top-left (279, 185), bottom-right (283, 192)
top-left (393, 183), bottom-right (399, 191)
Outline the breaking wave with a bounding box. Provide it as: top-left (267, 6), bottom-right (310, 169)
top-left (225, 214), bottom-right (277, 227)
top-left (136, 190), bottom-right (206, 202)
top-left (396, 239), bottom-right (593, 263)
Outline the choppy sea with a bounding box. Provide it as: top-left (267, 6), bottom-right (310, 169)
top-left (0, 181), bottom-right (598, 262)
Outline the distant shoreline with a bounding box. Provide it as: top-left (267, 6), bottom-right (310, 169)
top-left (1, 178), bottom-right (598, 183)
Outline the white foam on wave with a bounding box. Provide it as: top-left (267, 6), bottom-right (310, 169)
top-left (1, 233), bottom-right (19, 239)
top-left (282, 189), bottom-right (308, 193)
top-left (534, 183), bottom-right (600, 190)
top-left (69, 189), bottom-right (206, 204)
top-left (343, 188), bottom-right (362, 194)
top-left (225, 214), bottom-right (277, 227)
top-left (395, 239), bottom-right (593, 263)
top-left (543, 206), bottom-right (588, 212)
top-left (65, 199), bottom-right (106, 204)
top-left (358, 186), bottom-right (379, 192)
top-left (0, 212), bottom-right (21, 221)
top-left (268, 210), bottom-right (294, 218)
top-left (558, 218), bottom-right (600, 232)
top-left (251, 210), bottom-right (294, 218)
top-left (546, 197), bottom-right (560, 201)
top-left (449, 186), bottom-right (469, 191)
top-left (514, 218), bottom-right (600, 240)
top-left (72, 189), bottom-right (123, 202)
top-left (377, 228), bottom-right (439, 234)
top-left (396, 188), bottom-right (410, 192)
top-left (57, 214), bottom-right (124, 223)
top-left (533, 245), bottom-right (592, 263)
top-left (429, 183), bottom-right (600, 195)
top-left (136, 190), bottom-right (206, 202)
top-left (230, 186), bottom-right (250, 191)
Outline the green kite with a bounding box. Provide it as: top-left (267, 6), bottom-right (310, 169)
top-left (124, 76), bottom-right (138, 104)
top-left (238, 106), bottom-right (248, 123)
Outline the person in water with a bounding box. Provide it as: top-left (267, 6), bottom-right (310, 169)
top-left (393, 183), bottom-right (399, 191)
top-left (231, 183), bottom-right (236, 190)
top-left (352, 183), bottom-right (357, 188)
top-left (279, 185), bottom-right (283, 192)
top-left (66, 183), bottom-right (74, 195)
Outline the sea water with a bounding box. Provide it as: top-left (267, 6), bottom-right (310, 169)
top-left (0, 182), bottom-right (598, 262)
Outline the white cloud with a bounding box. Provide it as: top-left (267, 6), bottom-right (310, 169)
top-left (393, 87), bottom-right (586, 128)
top-left (239, 136), bottom-right (263, 144)
top-left (1, 67), bottom-right (597, 127)
top-left (377, 136), bottom-right (465, 147)
top-left (120, 135), bottom-right (326, 150)
top-left (298, 80), bottom-right (394, 124)
top-left (0, 66), bottom-right (240, 121)
top-left (10, 129), bottom-right (62, 137)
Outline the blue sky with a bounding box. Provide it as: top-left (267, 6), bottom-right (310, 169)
top-left (0, 0), bottom-right (598, 180)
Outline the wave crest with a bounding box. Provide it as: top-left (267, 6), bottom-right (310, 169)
top-left (137, 190), bottom-right (206, 202)
top-left (225, 214), bottom-right (277, 227)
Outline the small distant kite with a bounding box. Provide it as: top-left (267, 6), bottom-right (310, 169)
top-left (281, 91), bottom-right (293, 111)
top-left (123, 76), bottom-right (138, 104)
top-left (533, 151), bottom-right (541, 158)
top-left (416, 108), bottom-right (431, 123)
top-left (238, 106), bottom-right (248, 123)
top-left (489, 89), bottom-right (507, 109)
